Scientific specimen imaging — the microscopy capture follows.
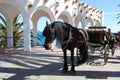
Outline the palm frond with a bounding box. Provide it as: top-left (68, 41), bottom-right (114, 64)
top-left (0, 15), bottom-right (7, 26)
top-left (13, 15), bottom-right (19, 26)
top-left (117, 21), bottom-right (120, 24)
top-left (117, 16), bottom-right (120, 19)
top-left (0, 14), bottom-right (24, 47)
top-left (0, 23), bottom-right (6, 29)
top-left (0, 26), bottom-right (7, 36)
top-left (117, 13), bottom-right (120, 16)
top-left (14, 22), bottom-right (23, 32)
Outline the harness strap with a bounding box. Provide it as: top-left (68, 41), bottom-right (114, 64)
top-left (62, 27), bottom-right (87, 50)
top-left (62, 27), bottom-right (73, 50)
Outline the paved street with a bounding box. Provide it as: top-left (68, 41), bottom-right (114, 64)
top-left (0, 46), bottom-right (120, 80)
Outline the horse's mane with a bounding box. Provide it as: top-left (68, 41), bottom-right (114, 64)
top-left (52, 22), bottom-right (70, 43)
top-left (52, 21), bottom-right (82, 43)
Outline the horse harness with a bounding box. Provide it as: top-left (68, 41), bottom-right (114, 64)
top-left (62, 27), bottom-right (88, 50)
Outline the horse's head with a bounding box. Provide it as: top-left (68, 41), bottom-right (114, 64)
top-left (43, 22), bottom-right (56, 50)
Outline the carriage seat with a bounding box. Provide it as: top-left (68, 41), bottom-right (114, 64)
top-left (87, 30), bottom-right (107, 45)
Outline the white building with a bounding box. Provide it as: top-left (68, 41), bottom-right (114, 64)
top-left (0, 0), bottom-right (103, 52)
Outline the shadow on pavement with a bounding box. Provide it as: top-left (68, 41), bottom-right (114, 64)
top-left (0, 52), bottom-right (120, 80)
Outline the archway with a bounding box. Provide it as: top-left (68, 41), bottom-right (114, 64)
top-left (31, 6), bottom-right (55, 46)
top-left (0, 3), bottom-right (23, 47)
top-left (36, 17), bottom-right (51, 46)
top-left (85, 17), bottom-right (94, 29)
top-left (57, 18), bottom-right (64, 22)
top-left (57, 11), bottom-right (73, 25)
top-left (78, 22), bottom-right (82, 28)
top-left (74, 14), bottom-right (85, 29)
top-left (95, 20), bottom-right (101, 26)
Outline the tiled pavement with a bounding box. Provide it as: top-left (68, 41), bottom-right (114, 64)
top-left (0, 46), bottom-right (120, 80)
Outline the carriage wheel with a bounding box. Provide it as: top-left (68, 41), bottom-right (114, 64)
top-left (76, 48), bottom-right (80, 60)
top-left (104, 44), bottom-right (109, 64)
top-left (89, 45), bottom-right (95, 53)
top-left (88, 43), bottom-right (95, 53)
top-left (76, 48), bottom-right (82, 65)
top-left (76, 48), bottom-right (79, 58)
top-left (99, 45), bottom-right (104, 55)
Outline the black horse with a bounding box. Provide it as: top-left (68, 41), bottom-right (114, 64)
top-left (43, 21), bottom-right (88, 73)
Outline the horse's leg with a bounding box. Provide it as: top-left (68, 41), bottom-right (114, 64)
top-left (70, 49), bottom-right (75, 72)
top-left (62, 49), bottom-right (68, 72)
top-left (79, 44), bottom-right (88, 64)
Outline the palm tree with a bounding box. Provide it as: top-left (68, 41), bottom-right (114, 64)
top-left (0, 14), bottom-right (23, 47)
top-left (0, 15), bottom-right (7, 47)
top-left (117, 14), bottom-right (120, 24)
top-left (30, 29), bottom-right (44, 46)
top-left (117, 4), bottom-right (120, 24)
top-left (12, 15), bottom-right (24, 46)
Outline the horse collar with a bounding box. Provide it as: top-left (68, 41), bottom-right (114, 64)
top-left (62, 27), bottom-right (73, 50)
top-left (63, 27), bottom-right (72, 44)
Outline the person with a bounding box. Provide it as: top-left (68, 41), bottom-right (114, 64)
top-left (106, 28), bottom-right (115, 49)
top-left (115, 36), bottom-right (120, 49)
top-left (118, 36), bottom-right (120, 49)
top-left (107, 28), bottom-right (113, 40)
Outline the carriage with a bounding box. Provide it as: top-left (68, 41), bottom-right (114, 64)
top-left (43, 22), bottom-right (116, 73)
top-left (86, 26), bottom-right (116, 64)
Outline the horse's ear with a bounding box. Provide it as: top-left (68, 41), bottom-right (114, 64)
top-left (46, 21), bottom-right (48, 26)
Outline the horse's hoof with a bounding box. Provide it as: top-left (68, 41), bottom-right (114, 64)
top-left (77, 62), bottom-right (82, 65)
top-left (77, 61), bottom-right (85, 65)
top-left (62, 70), bottom-right (68, 73)
top-left (69, 71), bottom-right (76, 75)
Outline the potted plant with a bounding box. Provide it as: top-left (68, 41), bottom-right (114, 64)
top-left (28, 2), bottom-right (32, 8)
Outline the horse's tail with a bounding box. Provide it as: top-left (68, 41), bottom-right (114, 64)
top-left (77, 43), bottom-right (88, 65)
top-left (76, 29), bottom-right (88, 65)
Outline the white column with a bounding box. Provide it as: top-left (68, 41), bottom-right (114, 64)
top-left (101, 11), bottom-right (104, 26)
top-left (23, 15), bottom-right (31, 52)
top-left (7, 18), bottom-right (13, 47)
top-left (72, 17), bottom-right (76, 27)
top-left (33, 21), bottom-right (37, 46)
top-left (82, 18), bottom-right (86, 30)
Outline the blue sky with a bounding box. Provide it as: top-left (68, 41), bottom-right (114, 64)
top-left (80, 0), bottom-right (120, 33)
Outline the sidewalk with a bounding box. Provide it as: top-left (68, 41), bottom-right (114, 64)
top-left (0, 46), bottom-right (120, 80)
